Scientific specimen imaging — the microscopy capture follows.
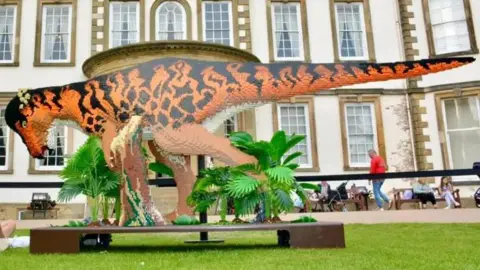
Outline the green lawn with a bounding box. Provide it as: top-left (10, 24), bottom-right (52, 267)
top-left (1, 224), bottom-right (479, 270)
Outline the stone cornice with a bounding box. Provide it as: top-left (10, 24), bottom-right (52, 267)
top-left (82, 41), bottom-right (261, 78)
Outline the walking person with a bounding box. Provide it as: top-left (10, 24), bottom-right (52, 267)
top-left (368, 149), bottom-right (392, 211)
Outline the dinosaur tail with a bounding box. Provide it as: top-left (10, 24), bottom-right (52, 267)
top-left (226, 57), bottom-right (475, 102)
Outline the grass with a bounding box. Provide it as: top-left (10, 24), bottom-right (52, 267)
top-left (1, 224), bottom-right (479, 270)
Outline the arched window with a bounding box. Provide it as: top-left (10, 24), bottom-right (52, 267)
top-left (156, 1), bottom-right (186, 40)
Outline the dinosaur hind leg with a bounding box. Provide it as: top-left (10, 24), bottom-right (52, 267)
top-left (152, 124), bottom-right (257, 167)
top-left (151, 124), bottom-right (260, 221)
top-left (147, 141), bottom-right (196, 222)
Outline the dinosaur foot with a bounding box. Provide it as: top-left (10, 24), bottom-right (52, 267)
top-left (119, 203), bottom-right (165, 227)
top-left (165, 210), bottom-right (178, 223)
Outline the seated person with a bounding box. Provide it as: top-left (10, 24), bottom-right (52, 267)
top-left (412, 179), bottom-right (437, 209)
top-left (439, 176), bottom-right (460, 209)
top-left (0, 220), bottom-right (17, 252)
top-left (317, 181), bottom-right (330, 200)
top-left (0, 220), bottom-right (16, 239)
top-left (291, 191), bottom-right (305, 213)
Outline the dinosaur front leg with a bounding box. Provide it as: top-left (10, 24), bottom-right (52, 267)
top-left (111, 117), bottom-right (164, 227)
top-left (148, 141), bottom-right (195, 222)
top-left (100, 121), bottom-right (122, 170)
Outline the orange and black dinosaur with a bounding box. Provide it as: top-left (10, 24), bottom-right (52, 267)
top-left (5, 56), bottom-right (475, 223)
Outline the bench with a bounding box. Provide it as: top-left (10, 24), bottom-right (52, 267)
top-left (30, 222), bottom-right (346, 254)
top-left (307, 189), bottom-right (367, 212)
top-left (393, 187), bottom-right (462, 210)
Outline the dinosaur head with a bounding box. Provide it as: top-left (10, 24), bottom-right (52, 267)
top-left (5, 88), bottom-right (59, 159)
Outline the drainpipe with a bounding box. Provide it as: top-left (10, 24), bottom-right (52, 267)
top-left (393, 0), bottom-right (418, 172)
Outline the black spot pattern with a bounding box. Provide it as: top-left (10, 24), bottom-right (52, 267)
top-left (157, 113), bottom-right (169, 127)
top-left (179, 96), bottom-right (195, 114)
top-left (161, 98), bottom-right (171, 110)
top-left (139, 91), bottom-right (150, 105)
top-left (196, 92), bottom-right (213, 110)
top-left (127, 89), bottom-right (137, 103)
top-left (170, 107), bottom-right (184, 119)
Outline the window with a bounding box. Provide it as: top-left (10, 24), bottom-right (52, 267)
top-left (224, 115), bottom-right (237, 137)
top-left (109, 1), bottom-right (140, 48)
top-left (40, 4), bottom-right (73, 63)
top-left (156, 1), bottom-right (186, 40)
top-left (344, 103), bottom-right (377, 167)
top-left (334, 2), bottom-right (368, 60)
top-left (202, 1), bottom-right (233, 46)
top-left (0, 5), bottom-right (16, 63)
top-left (36, 124), bottom-right (67, 170)
top-left (426, 0), bottom-right (475, 55)
top-left (277, 104), bottom-right (312, 167)
top-left (0, 108), bottom-right (10, 170)
top-left (442, 96), bottom-right (480, 169)
top-left (271, 3), bottom-right (303, 61)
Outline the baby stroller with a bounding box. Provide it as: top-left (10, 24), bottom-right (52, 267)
top-left (473, 162), bottom-right (480, 208)
top-left (474, 188), bottom-right (480, 208)
top-left (325, 181), bottom-right (350, 212)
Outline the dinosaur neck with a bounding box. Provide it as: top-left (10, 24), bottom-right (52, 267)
top-left (34, 83), bottom-right (100, 133)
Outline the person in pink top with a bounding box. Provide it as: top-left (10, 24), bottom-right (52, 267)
top-left (368, 149), bottom-right (392, 211)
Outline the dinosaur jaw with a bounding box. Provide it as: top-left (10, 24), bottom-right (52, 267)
top-left (201, 102), bottom-right (266, 133)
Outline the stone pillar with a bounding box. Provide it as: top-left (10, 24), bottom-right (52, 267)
top-left (398, 0), bottom-right (433, 179)
top-left (91, 0), bottom-right (106, 55)
top-left (236, 0), bottom-right (256, 139)
top-left (237, 0), bottom-right (252, 52)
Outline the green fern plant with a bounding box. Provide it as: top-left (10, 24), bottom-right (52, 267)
top-left (57, 136), bottom-right (121, 224)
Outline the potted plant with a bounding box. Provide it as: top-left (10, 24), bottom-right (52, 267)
top-left (57, 136), bottom-right (121, 248)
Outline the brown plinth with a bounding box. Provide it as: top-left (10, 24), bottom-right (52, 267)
top-left (30, 222), bottom-right (345, 254)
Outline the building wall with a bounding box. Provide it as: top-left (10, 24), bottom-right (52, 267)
top-left (0, 0), bottom-right (92, 204)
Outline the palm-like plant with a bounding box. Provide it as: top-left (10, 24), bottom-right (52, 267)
top-left (187, 167), bottom-right (232, 221)
top-left (57, 136), bottom-right (121, 225)
top-left (228, 130), bottom-right (308, 221)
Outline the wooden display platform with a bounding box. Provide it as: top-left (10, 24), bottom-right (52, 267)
top-left (30, 222), bottom-right (345, 254)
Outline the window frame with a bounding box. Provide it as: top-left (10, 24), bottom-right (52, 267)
top-left (201, 1), bottom-right (234, 46)
top-left (28, 126), bottom-right (73, 175)
top-left (197, 0), bottom-right (239, 48)
top-left (151, 0), bottom-right (192, 41)
top-left (272, 97), bottom-right (319, 172)
top-left (39, 4), bottom-right (73, 64)
top-left (104, 0), bottom-right (145, 49)
top-left (0, 0), bottom-right (21, 67)
top-left (344, 103), bottom-right (378, 168)
top-left (329, 0), bottom-right (375, 63)
top-left (34, 125), bottom-right (68, 171)
top-left (435, 89), bottom-right (480, 181)
top-left (108, 1), bottom-right (141, 49)
top-left (333, 2), bottom-right (369, 61)
top-left (224, 115), bottom-right (238, 137)
top-left (270, 2), bottom-right (304, 61)
top-left (0, 4), bottom-right (18, 65)
top-left (266, 0), bottom-right (310, 63)
top-left (422, 0), bottom-right (479, 57)
top-left (441, 96), bottom-right (480, 171)
top-left (339, 96), bottom-right (386, 171)
top-left (277, 103), bottom-right (313, 168)
top-left (0, 105), bottom-right (14, 174)
top-left (34, 0), bottom-right (76, 67)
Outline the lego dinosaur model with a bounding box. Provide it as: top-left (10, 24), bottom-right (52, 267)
top-left (5, 56), bottom-right (475, 225)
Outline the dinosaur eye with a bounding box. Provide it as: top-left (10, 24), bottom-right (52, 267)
top-left (21, 121), bottom-right (27, 128)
